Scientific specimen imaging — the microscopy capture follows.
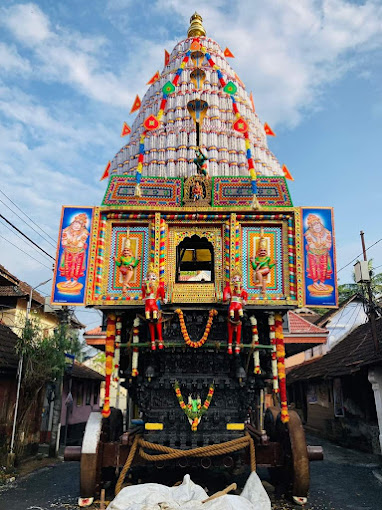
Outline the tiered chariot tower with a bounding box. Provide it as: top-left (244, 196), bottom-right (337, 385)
top-left (54, 13), bottom-right (336, 506)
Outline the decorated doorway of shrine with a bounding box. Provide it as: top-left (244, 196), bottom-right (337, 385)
top-left (167, 226), bottom-right (223, 303)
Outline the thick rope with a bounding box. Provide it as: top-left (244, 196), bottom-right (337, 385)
top-left (115, 435), bottom-right (256, 495)
top-left (115, 435), bottom-right (139, 495)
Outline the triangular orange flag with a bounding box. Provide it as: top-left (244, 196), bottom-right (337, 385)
top-left (100, 161), bottom-right (111, 181)
top-left (130, 95), bottom-right (141, 114)
top-left (224, 47), bottom-right (235, 58)
top-left (264, 122), bottom-right (276, 136)
top-left (282, 164), bottom-right (294, 181)
top-left (147, 71), bottom-right (160, 85)
top-left (164, 49), bottom-right (170, 66)
top-left (250, 92), bottom-right (255, 112)
top-left (121, 122), bottom-right (131, 137)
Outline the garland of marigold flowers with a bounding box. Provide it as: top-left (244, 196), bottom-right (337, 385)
top-left (174, 381), bottom-right (214, 432)
top-left (275, 312), bottom-right (289, 423)
top-left (102, 313), bottom-right (116, 418)
top-left (175, 309), bottom-right (218, 348)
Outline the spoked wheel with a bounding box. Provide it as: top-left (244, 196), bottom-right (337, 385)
top-left (266, 409), bottom-right (310, 505)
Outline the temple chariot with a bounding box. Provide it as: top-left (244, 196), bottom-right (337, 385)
top-left (53, 13), bottom-right (337, 506)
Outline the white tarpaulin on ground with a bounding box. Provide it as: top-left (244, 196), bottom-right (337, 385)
top-left (107, 473), bottom-right (271, 510)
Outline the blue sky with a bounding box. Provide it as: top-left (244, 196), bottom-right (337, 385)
top-left (0, 0), bottom-right (382, 328)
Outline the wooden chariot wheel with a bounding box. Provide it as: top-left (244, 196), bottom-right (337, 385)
top-left (264, 407), bottom-right (310, 504)
top-left (79, 409), bottom-right (124, 500)
top-left (80, 412), bottom-right (103, 499)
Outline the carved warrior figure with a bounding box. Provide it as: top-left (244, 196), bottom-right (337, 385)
top-left (114, 232), bottom-right (140, 293)
top-left (59, 213), bottom-right (89, 290)
top-left (223, 268), bottom-right (248, 355)
top-left (250, 228), bottom-right (276, 296)
top-left (141, 265), bottom-right (166, 350)
top-left (193, 148), bottom-right (209, 177)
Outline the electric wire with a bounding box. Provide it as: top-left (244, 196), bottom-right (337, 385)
top-left (0, 233), bottom-right (52, 271)
top-left (337, 238), bottom-right (382, 273)
top-left (0, 215), bottom-right (54, 260)
top-left (0, 187), bottom-right (57, 244)
top-left (0, 198), bottom-right (56, 249)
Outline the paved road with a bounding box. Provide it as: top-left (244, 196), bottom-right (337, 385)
top-left (1, 436), bottom-right (381, 510)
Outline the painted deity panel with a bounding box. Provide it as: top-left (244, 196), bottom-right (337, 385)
top-left (52, 206), bottom-right (94, 305)
top-left (301, 207), bottom-right (338, 307)
top-left (242, 226), bottom-right (283, 299)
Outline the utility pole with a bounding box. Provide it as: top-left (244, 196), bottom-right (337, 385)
top-left (360, 231), bottom-right (379, 353)
top-left (9, 278), bottom-right (51, 466)
top-left (49, 307), bottom-right (69, 457)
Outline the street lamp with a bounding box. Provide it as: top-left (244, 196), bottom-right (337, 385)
top-left (9, 278), bottom-right (52, 458)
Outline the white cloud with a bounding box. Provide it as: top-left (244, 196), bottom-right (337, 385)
top-left (154, 0), bottom-right (382, 126)
top-left (1, 3), bottom-right (133, 108)
top-left (2, 3), bottom-right (52, 45)
top-left (0, 42), bottom-right (31, 73)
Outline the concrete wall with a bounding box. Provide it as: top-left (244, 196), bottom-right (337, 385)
top-left (2, 298), bottom-right (60, 336)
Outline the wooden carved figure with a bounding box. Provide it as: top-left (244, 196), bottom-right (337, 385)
top-left (192, 180), bottom-right (203, 201)
top-left (141, 265), bottom-right (166, 350)
top-left (223, 268), bottom-right (248, 355)
top-left (193, 148), bottom-right (209, 177)
top-left (114, 232), bottom-right (140, 293)
top-left (250, 228), bottom-right (275, 296)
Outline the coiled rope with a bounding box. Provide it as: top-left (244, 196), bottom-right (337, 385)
top-left (115, 433), bottom-right (256, 495)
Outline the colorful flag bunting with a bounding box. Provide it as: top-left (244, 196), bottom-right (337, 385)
top-left (233, 117), bottom-right (249, 133)
top-left (282, 164), bottom-right (294, 181)
top-left (120, 122), bottom-right (131, 137)
top-left (224, 81), bottom-right (237, 95)
top-left (250, 92), bottom-right (255, 112)
top-left (100, 161), bottom-right (111, 181)
top-left (190, 40), bottom-right (201, 51)
top-left (130, 95), bottom-right (141, 114)
top-left (164, 49), bottom-right (170, 66)
top-left (162, 81), bottom-right (175, 95)
top-left (224, 47), bottom-right (235, 58)
top-left (147, 71), bottom-right (160, 85)
top-left (264, 122), bottom-right (276, 136)
top-left (143, 115), bottom-right (160, 131)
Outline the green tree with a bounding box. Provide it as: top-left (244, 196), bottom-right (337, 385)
top-left (14, 318), bottom-right (75, 460)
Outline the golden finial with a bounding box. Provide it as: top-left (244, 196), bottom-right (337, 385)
top-left (188, 12), bottom-right (206, 38)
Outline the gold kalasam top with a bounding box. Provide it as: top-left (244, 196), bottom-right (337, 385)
top-left (188, 12), bottom-right (206, 38)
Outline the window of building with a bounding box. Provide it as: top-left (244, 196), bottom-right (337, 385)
top-left (176, 235), bottom-right (214, 283)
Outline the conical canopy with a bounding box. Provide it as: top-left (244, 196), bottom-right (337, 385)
top-left (110, 20), bottom-right (283, 180)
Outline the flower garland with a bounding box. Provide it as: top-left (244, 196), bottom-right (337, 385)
top-left (175, 308), bottom-right (218, 348)
top-left (102, 313), bottom-right (116, 418)
top-left (131, 316), bottom-right (140, 377)
top-left (275, 313), bottom-right (289, 423)
top-left (268, 313), bottom-right (279, 394)
top-left (250, 316), bottom-right (261, 374)
top-left (174, 381), bottom-right (214, 432)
